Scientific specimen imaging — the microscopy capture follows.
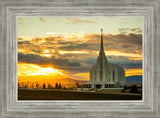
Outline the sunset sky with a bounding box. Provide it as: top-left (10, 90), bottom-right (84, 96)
top-left (17, 17), bottom-right (143, 87)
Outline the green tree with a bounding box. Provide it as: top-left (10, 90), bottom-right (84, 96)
top-left (36, 82), bottom-right (39, 88)
top-left (59, 83), bottom-right (62, 89)
top-left (76, 81), bottom-right (80, 88)
top-left (43, 83), bottom-right (46, 89)
top-left (55, 82), bottom-right (58, 89)
top-left (48, 83), bottom-right (50, 89)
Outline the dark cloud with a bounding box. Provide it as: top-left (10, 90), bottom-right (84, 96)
top-left (18, 42), bottom-right (43, 54)
top-left (44, 37), bottom-right (62, 42)
top-left (18, 33), bottom-right (142, 54)
top-left (57, 40), bottom-right (82, 45)
top-left (84, 33), bottom-right (142, 54)
top-left (18, 53), bottom-right (50, 65)
top-left (18, 32), bottom-right (142, 73)
top-left (18, 41), bottom-right (31, 45)
top-left (59, 43), bottom-right (95, 51)
top-left (107, 56), bottom-right (142, 69)
top-left (122, 63), bottom-right (142, 69)
top-left (84, 57), bottom-right (97, 65)
top-left (31, 38), bottom-right (43, 43)
top-left (31, 49), bottom-right (41, 53)
top-left (57, 33), bottom-right (142, 55)
top-left (18, 53), bottom-right (82, 71)
top-left (18, 52), bottom-right (142, 75)
top-left (119, 28), bottom-right (142, 34)
top-left (122, 45), bottom-right (130, 48)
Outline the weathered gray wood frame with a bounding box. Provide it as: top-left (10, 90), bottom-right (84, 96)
top-left (0, 0), bottom-right (159, 118)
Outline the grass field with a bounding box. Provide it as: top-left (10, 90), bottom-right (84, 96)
top-left (18, 88), bottom-right (142, 100)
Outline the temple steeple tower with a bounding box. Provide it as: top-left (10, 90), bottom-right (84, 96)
top-left (100, 28), bottom-right (104, 53)
top-left (98, 28), bottom-right (106, 61)
top-left (97, 29), bottom-right (106, 82)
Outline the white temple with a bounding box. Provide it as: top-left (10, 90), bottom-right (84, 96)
top-left (85, 29), bottom-right (125, 89)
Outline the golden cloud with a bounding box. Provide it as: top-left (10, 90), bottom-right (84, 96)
top-left (18, 32), bottom-right (142, 80)
top-left (39, 18), bottom-right (46, 22)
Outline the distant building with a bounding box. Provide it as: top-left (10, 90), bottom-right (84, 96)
top-left (85, 29), bottom-right (125, 89)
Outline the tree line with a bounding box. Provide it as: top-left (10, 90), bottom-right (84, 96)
top-left (18, 82), bottom-right (67, 89)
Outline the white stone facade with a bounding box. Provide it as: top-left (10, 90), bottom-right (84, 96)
top-left (86, 29), bottom-right (125, 89)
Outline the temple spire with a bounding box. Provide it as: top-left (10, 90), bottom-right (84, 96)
top-left (100, 28), bottom-right (104, 53)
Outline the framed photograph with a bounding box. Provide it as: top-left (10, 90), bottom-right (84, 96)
top-left (0, 0), bottom-right (159, 117)
top-left (17, 17), bottom-right (143, 100)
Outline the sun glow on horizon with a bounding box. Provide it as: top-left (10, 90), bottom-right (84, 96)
top-left (42, 54), bottom-right (51, 57)
top-left (18, 63), bottom-right (64, 76)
